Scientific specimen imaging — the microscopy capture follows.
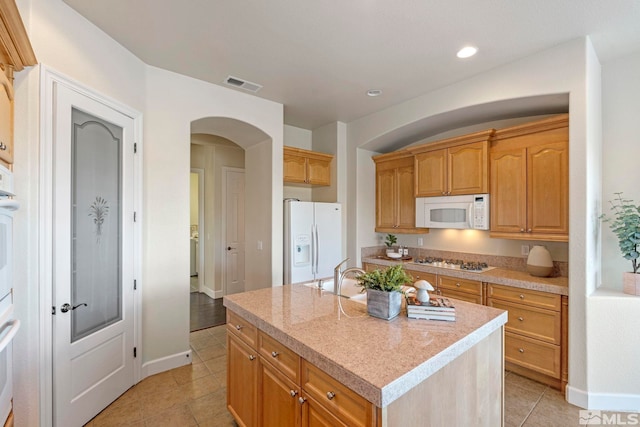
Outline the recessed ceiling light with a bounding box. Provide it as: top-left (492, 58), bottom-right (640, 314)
top-left (367, 89), bottom-right (382, 97)
top-left (456, 46), bottom-right (478, 59)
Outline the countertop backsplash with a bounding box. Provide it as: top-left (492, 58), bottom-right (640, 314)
top-left (361, 246), bottom-right (568, 278)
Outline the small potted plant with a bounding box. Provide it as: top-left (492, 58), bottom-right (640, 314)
top-left (384, 233), bottom-right (397, 256)
top-left (601, 192), bottom-right (640, 295)
top-left (356, 264), bottom-right (413, 320)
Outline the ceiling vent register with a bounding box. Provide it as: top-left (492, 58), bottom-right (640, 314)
top-left (224, 75), bottom-right (262, 93)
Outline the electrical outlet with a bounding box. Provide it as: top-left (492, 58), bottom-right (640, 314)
top-left (417, 237), bottom-right (424, 246)
top-left (521, 245), bottom-right (530, 256)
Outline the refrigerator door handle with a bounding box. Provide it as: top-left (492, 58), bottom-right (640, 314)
top-left (314, 224), bottom-right (319, 276)
top-left (311, 224), bottom-right (316, 275)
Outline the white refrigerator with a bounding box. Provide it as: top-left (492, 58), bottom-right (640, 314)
top-left (284, 200), bottom-right (342, 284)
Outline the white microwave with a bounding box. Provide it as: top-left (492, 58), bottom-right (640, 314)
top-left (416, 194), bottom-right (490, 230)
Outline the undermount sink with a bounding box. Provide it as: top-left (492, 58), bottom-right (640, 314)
top-left (302, 278), bottom-right (366, 304)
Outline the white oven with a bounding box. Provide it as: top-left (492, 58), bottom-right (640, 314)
top-left (0, 164), bottom-right (19, 425)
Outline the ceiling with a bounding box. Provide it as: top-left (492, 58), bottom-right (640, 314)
top-left (64, 0), bottom-right (640, 131)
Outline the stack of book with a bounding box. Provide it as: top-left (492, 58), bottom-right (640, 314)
top-left (406, 296), bottom-right (456, 321)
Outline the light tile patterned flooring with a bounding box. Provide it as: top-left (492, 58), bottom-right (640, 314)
top-left (88, 324), bottom-right (586, 426)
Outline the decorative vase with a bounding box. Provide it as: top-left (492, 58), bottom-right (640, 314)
top-left (527, 245), bottom-right (554, 277)
top-left (366, 289), bottom-right (402, 320)
top-left (623, 272), bottom-right (640, 296)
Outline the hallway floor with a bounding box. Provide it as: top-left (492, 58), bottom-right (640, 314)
top-left (190, 292), bottom-right (226, 331)
top-left (87, 325), bottom-right (591, 426)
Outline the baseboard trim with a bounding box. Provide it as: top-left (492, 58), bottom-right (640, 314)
top-left (202, 286), bottom-right (217, 300)
top-left (214, 290), bottom-right (223, 299)
top-left (140, 349), bottom-right (192, 379)
top-left (567, 385), bottom-right (640, 411)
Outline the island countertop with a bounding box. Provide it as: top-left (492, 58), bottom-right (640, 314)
top-left (223, 284), bottom-right (507, 407)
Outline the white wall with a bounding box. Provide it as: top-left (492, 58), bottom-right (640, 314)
top-left (584, 49), bottom-right (640, 411)
top-left (191, 136), bottom-right (245, 297)
top-left (347, 38), bottom-right (596, 406)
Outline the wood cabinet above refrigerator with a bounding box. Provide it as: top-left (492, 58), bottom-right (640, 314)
top-left (283, 146), bottom-right (333, 186)
top-left (0, 0), bottom-right (37, 167)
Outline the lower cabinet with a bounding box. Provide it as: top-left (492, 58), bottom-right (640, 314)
top-left (437, 275), bottom-right (483, 304)
top-left (228, 311), bottom-right (377, 427)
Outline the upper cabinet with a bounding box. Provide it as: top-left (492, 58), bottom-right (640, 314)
top-left (408, 130), bottom-right (493, 197)
top-left (373, 150), bottom-right (428, 234)
top-left (0, 0), bottom-right (37, 166)
top-left (283, 146), bottom-right (333, 186)
top-left (490, 114), bottom-right (569, 242)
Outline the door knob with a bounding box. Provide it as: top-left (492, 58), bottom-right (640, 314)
top-left (60, 303), bottom-right (88, 313)
top-left (227, 246), bottom-right (232, 250)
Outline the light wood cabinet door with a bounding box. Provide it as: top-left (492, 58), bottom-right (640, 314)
top-left (414, 149), bottom-right (446, 197)
top-left (396, 165), bottom-right (416, 229)
top-left (490, 148), bottom-right (527, 234)
top-left (259, 359), bottom-right (301, 427)
top-left (0, 76), bottom-right (12, 165)
top-left (448, 141), bottom-right (488, 195)
top-left (375, 168), bottom-right (397, 230)
top-left (307, 157), bottom-right (331, 185)
top-left (301, 394), bottom-right (348, 427)
top-left (404, 269), bottom-right (436, 285)
top-left (527, 141), bottom-right (569, 236)
top-left (227, 333), bottom-right (258, 427)
top-left (284, 152), bottom-right (308, 183)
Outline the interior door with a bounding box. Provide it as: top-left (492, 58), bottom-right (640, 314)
top-left (224, 168), bottom-right (245, 295)
top-left (53, 84), bottom-right (136, 426)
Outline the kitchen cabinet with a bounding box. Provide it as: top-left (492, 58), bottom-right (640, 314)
top-left (227, 310), bottom-right (378, 426)
top-left (0, 0), bottom-right (37, 167)
top-left (486, 283), bottom-right (568, 390)
top-left (373, 150), bottom-right (428, 234)
top-left (437, 275), bottom-right (483, 304)
top-left (284, 146), bottom-right (333, 186)
top-left (408, 130), bottom-right (493, 197)
top-left (490, 114), bottom-right (569, 241)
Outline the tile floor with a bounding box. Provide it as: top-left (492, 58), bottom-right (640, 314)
top-left (87, 325), bottom-right (587, 426)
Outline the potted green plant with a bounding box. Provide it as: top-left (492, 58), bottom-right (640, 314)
top-left (356, 264), bottom-right (413, 320)
top-left (384, 233), bottom-right (397, 256)
top-left (601, 192), bottom-right (640, 295)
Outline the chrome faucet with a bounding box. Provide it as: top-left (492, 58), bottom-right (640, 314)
top-left (334, 258), bottom-right (350, 294)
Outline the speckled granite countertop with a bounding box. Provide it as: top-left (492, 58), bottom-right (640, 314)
top-left (223, 284), bottom-right (507, 408)
top-left (362, 257), bottom-right (569, 296)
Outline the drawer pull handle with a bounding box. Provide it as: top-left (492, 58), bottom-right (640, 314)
top-left (248, 354), bottom-right (256, 361)
top-left (290, 390), bottom-right (298, 397)
top-left (271, 351), bottom-right (279, 358)
top-left (298, 397), bottom-right (307, 405)
top-left (0, 142), bottom-right (6, 150)
top-left (518, 317), bottom-right (524, 321)
top-left (518, 348), bottom-right (524, 353)
top-left (456, 283), bottom-right (461, 287)
top-left (519, 294), bottom-right (525, 299)
top-left (326, 391), bottom-right (336, 400)
top-left (235, 324), bottom-right (243, 330)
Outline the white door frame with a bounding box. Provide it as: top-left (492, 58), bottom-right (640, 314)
top-left (190, 168), bottom-right (204, 293)
top-left (221, 167), bottom-right (245, 297)
top-left (39, 66), bottom-right (143, 427)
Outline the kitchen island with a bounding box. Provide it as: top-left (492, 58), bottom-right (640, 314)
top-left (224, 284), bottom-right (507, 426)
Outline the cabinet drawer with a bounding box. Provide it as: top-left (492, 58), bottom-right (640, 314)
top-left (488, 299), bottom-right (561, 344)
top-left (227, 310), bottom-right (258, 349)
top-left (437, 288), bottom-right (483, 304)
top-left (301, 360), bottom-right (374, 427)
top-left (438, 276), bottom-right (482, 296)
top-left (404, 269), bottom-right (437, 286)
top-left (487, 284), bottom-right (561, 311)
top-left (505, 332), bottom-right (560, 378)
top-left (259, 331), bottom-right (301, 383)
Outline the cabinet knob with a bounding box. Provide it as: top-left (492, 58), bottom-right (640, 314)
top-left (326, 391), bottom-right (336, 400)
top-left (248, 354), bottom-right (256, 361)
top-left (442, 191), bottom-right (446, 195)
top-left (0, 142), bottom-right (5, 150)
top-left (519, 294), bottom-right (525, 300)
top-left (271, 351), bottom-right (279, 358)
top-left (456, 283), bottom-right (461, 287)
top-left (518, 317), bottom-right (524, 321)
top-left (518, 348), bottom-right (525, 353)
top-left (298, 397), bottom-right (307, 405)
top-left (520, 228), bottom-right (525, 232)
top-left (527, 229), bottom-right (532, 233)
top-left (290, 390), bottom-right (298, 397)
top-left (235, 324), bottom-right (243, 330)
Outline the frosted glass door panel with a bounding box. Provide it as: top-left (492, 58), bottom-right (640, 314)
top-left (71, 108), bottom-right (122, 342)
